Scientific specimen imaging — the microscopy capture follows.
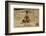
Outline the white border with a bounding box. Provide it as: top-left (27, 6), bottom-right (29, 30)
top-left (9, 3), bottom-right (43, 33)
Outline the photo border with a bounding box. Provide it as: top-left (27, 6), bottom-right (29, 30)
top-left (5, 1), bottom-right (45, 35)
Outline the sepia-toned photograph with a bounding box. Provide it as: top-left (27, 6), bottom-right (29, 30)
top-left (14, 8), bottom-right (39, 27)
top-left (5, 1), bottom-right (45, 35)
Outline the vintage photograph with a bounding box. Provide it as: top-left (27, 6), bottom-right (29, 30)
top-left (5, 1), bottom-right (45, 35)
top-left (14, 8), bottom-right (39, 27)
